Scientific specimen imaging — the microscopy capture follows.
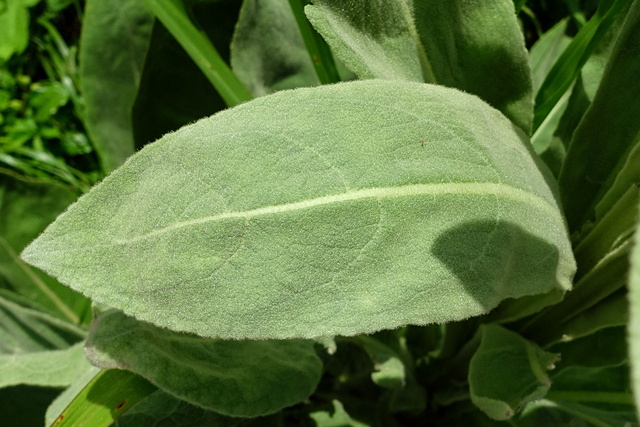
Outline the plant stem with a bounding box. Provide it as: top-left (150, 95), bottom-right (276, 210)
top-left (287, 0), bottom-right (341, 85)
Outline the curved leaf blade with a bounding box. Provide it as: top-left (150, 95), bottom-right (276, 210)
top-left (85, 310), bottom-right (322, 417)
top-left (21, 80), bottom-right (575, 340)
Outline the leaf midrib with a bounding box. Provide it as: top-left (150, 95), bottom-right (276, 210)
top-left (116, 182), bottom-right (557, 244)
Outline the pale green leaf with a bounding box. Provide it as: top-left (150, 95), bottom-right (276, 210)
top-left (22, 80), bottom-right (575, 340)
top-left (468, 324), bottom-right (558, 421)
top-left (84, 310), bottom-right (322, 417)
top-left (0, 341), bottom-right (91, 388)
top-left (230, 0), bottom-right (320, 97)
top-left (79, 0), bottom-right (154, 172)
top-left (305, 0), bottom-right (533, 133)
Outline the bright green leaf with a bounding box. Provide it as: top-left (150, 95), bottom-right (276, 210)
top-left (79, 0), bottom-right (154, 172)
top-left (305, 0), bottom-right (533, 133)
top-left (84, 310), bottom-right (322, 417)
top-left (468, 324), bottom-right (558, 421)
top-left (22, 80), bottom-right (575, 340)
top-left (0, 0), bottom-right (38, 60)
top-left (47, 368), bottom-right (157, 427)
top-left (28, 82), bottom-right (69, 123)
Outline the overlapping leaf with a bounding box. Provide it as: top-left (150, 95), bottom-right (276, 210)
top-left (84, 310), bottom-right (322, 417)
top-left (305, 0), bottom-right (533, 133)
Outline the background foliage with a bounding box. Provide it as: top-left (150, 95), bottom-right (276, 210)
top-left (1, 0), bottom-right (639, 426)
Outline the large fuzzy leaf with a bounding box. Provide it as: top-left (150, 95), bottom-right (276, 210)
top-left (305, 0), bottom-right (533, 133)
top-left (22, 80), bottom-right (575, 340)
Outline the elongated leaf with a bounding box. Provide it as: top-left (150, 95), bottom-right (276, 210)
top-left (142, 0), bottom-right (252, 107)
top-left (84, 310), bottom-right (322, 417)
top-left (305, 0), bottom-right (533, 133)
top-left (469, 324), bottom-right (558, 421)
top-left (48, 368), bottom-right (157, 427)
top-left (22, 80), bottom-right (575, 340)
top-left (79, 0), bottom-right (155, 172)
top-left (559, 0), bottom-right (640, 230)
top-left (529, 19), bottom-right (571, 96)
top-left (533, 0), bottom-right (630, 131)
top-left (230, 0), bottom-right (320, 97)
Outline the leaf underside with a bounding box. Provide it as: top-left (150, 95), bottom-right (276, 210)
top-left (21, 80), bottom-right (575, 340)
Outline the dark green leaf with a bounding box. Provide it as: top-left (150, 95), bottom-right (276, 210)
top-left (559, 0), bottom-right (640, 230)
top-left (132, 0), bottom-right (240, 147)
top-left (114, 390), bottom-right (283, 427)
top-left (0, 174), bottom-right (90, 324)
top-left (85, 310), bottom-right (323, 417)
top-left (79, 0), bottom-right (155, 172)
top-left (230, 0), bottom-right (320, 96)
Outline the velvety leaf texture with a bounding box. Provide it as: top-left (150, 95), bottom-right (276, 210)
top-left (22, 80), bottom-right (575, 340)
top-left (84, 310), bottom-right (322, 417)
top-left (305, 0), bottom-right (533, 133)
